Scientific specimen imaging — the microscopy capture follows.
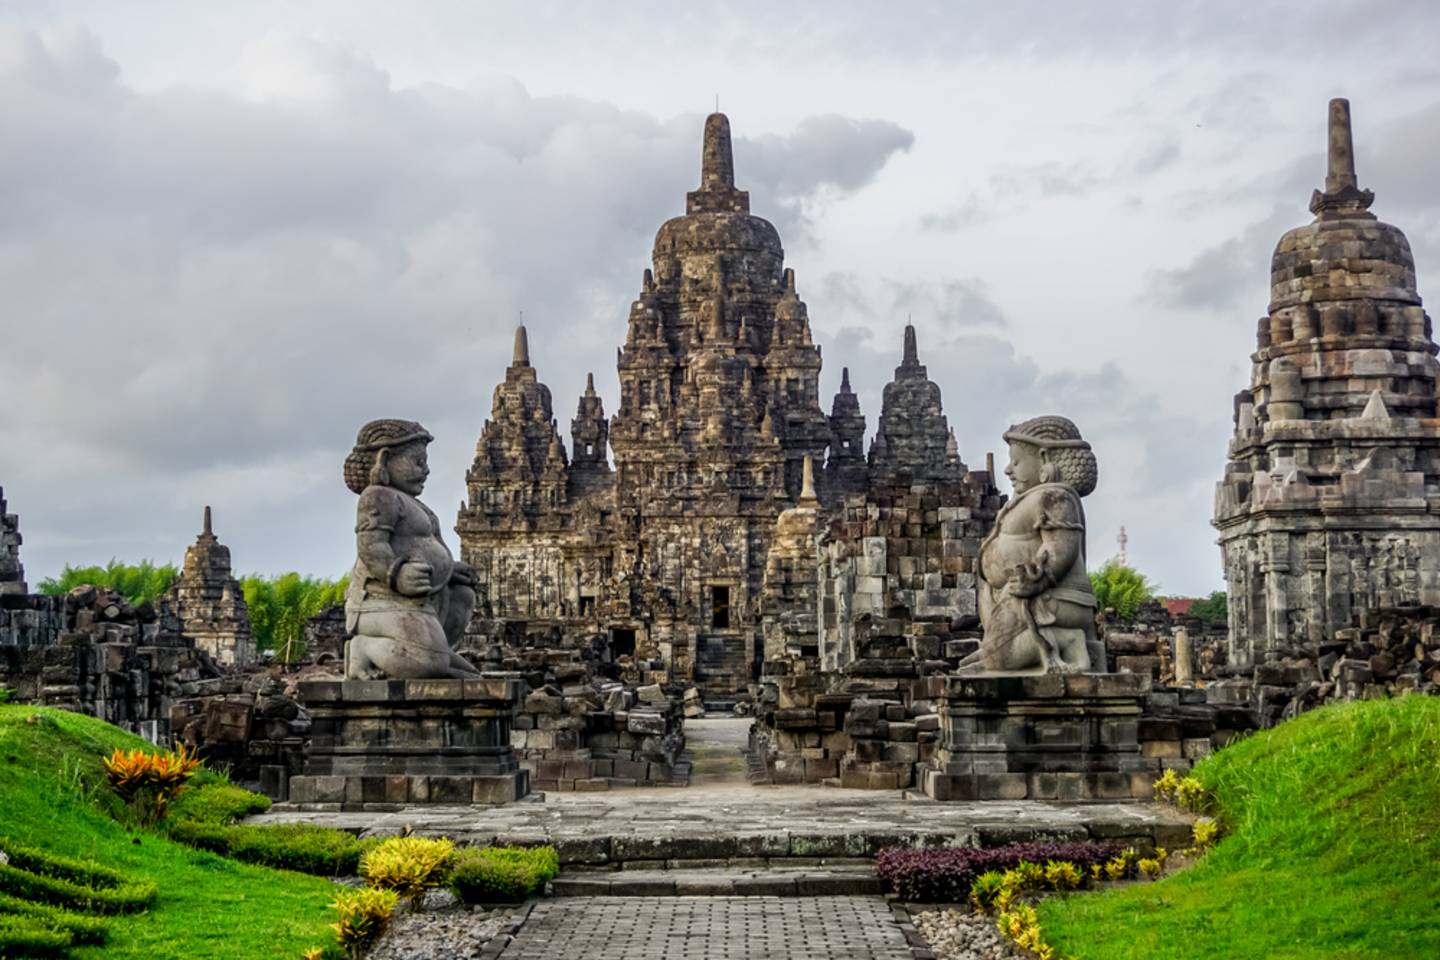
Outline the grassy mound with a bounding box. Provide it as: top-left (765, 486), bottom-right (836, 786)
top-left (0, 705), bottom-right (338, 959)
top-left (1041, 695), bottom-right (1440, 959)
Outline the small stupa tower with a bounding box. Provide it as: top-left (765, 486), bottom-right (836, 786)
top-left (1214, 98), bottom-right (1440, 666)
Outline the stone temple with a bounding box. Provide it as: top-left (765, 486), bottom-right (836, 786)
top-left (1214, 98), bottom-right (1440, 668)
top-left (166, 506), bottom-right (255, 667)
top-left (458, 113), bottom-right (995, 703)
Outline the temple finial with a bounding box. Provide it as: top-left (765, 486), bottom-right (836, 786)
top-left (800, 454), bottom-right (817, 503)
top-left (202, 505), bottom-right (212, 537)
top-left (701, 112), bottom-right (735, 191)
top-left (783, 268), bottom-right (796, 294)
top-left (585, 372), bottom-right (596, 396)
top-left (903, 323), bottom-right (919, 367)
top-left (1326, 98), bottom-right (1357, 193)
top-left (841, 366), bottom-right (851, 392)
top-left (1310, 97), bottom-right (1374, 217)
top-left (513, 324), bottom-right (530, 366)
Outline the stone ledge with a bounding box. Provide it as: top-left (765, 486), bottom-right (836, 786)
top-left (288, 770), bottom-right (528, 808)
top-left (928, 673), bottom-right (1152, 700)
top-left (299, 677), bottom-right (520, 703)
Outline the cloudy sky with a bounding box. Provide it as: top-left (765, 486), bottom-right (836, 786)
top-left (3, 1), bottom-right (1438, 595)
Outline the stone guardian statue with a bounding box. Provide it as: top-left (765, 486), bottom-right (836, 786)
top-left (342, 419), bottom-right (481, 679)
top-left (958, 416), bottom-right (1101, 675)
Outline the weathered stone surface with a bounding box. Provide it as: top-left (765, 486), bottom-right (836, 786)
top-left (0, 580), bottom-right (215, 742)
top-left (1215, 98), bottom-right (1440, 690)
top-left (502, 896), bottom-right (917, 959)
top-left (256, 787), bottom-right (1191, 864)
top-left (292, 678), bottom-right (526, 808)
top-left (959, 416), bottom-right (1101, 676)
top-left (343, 420), bottom-right (479, 680)
top-left (868, 325), bottom-right (963, 487)
top-left (919, 672), bottom-right (1159, 801)
top-left (166, 506), bottom-right (254, 667)
top-left (455, 114), bottom-right (1003, 707)
top-left (0, 487), bottom-right (26, 597)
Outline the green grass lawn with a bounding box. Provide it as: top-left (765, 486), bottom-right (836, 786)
top-left (0, 705), bottom-right (339, 959)
top-left (1040, 695), bottom-right (1440, 960)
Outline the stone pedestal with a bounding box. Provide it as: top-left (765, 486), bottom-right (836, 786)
top-left (289, 678), bottom-right (528, 809)
top-left (919, 673), bottom-right (1154, 802)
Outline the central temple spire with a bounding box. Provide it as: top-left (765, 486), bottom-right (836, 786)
top-left (513, 324), bottom-right (530, 366)
top-left (1310, 97), bottom-right (1374, 218)
top-left (1325, 97), bottom-right (1358, 194)
top-left (701, 112), bottom-right (735, 191)
top-left (686, 112), bottom-right (750, 214)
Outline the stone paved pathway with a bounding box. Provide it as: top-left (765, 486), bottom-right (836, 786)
top-left (257, 788), bottom-right (1189, 863)
top-left (686, 718), bottom-right (753, 789)
top-left (500, 896), bottom-right (921, 959)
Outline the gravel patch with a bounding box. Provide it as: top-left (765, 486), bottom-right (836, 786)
top-left (913, 907), bottom-right (1020, 960)
top-left (365, 891), bottom-right (512, 960)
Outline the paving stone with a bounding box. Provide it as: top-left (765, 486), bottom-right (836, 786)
top-left (500, 896), bottom-right (921, 959)
top-left (255, 785), bottom-right (1189, 866)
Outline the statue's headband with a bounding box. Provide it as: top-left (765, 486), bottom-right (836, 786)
top-left (354, 430), bottom-right (433, 452)
top-left (1002, 429), bottom-right (1091, 451)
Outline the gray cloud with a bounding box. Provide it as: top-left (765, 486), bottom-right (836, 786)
top-left (919, 193), bottom-right (992, 233)
top-left (0, 26), bottom-right (912, 581)
top-left (1151, 96), bottom-right (1440, 314)
top-left (1142, 204), bottom-right (1292, 312)
top-left (5, 4), bottom-right (1438, 600)
top-left (808, 311), bottom-right (1227, 592)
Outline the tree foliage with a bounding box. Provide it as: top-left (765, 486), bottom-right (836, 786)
top-left (38, 560), bottom-right (180, 607)
top-left (239, 573), bottom-right (347, 661)
top-left (1187, 590), bottom-right (1229, 626)
top-left (1089, 560), bottom-right (1156, 621)
top-left (37, 560), bottom-right (346, 662)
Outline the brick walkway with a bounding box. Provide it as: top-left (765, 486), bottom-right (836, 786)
top-left (500, 896), bottom-right (923, 959)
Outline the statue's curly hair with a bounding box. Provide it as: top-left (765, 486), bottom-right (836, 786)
top-left (1003, 415), bottom-right (1098, 498)
top-left (343, 419), bottom-right (433, 494)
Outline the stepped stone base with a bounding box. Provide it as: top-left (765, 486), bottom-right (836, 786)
top-left (290, 678), bottom-right (527, 809)
top-left (920, 673), bottom-right (1154, 801)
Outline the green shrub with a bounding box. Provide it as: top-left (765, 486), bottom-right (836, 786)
top-left (1043, 860), bottom-right (1083, 890)
top-left (167, 781), bottom-right (271, 826)
top-left (329, 887), bottom-right (397, 957)
top-left (168, 821), bottom-right (377, 876)
top-left (1089, 560), bottom-right (1156, 621)
top-left (359, 837), bottom-right (454, 897)
top-left (38, 560), bottom-right (179, 607)
top-left (0, 840), bottom-right (156, 914)
top-left (0, 891), bottom-right (109, 944)
top-left (969, 870), bottom-right (1005, 911)
top-left (0, 912), bottom-right (72, 957)
top-left (241, 573), bottom-right (348, 661)
top-left (448, 846), bottom-right (558, 903)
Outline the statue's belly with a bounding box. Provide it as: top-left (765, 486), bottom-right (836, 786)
top-left (980, 532), bottom-right (1041, 585)
top-left (400, 536), bottom-right (454, 587)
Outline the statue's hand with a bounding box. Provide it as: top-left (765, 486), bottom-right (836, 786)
top-left (395, 560), bottom-right (434, 596)
top-left (1008, 561), bottom-right (1050, 597)
top-left (450, 563), bottom-right (477, 588)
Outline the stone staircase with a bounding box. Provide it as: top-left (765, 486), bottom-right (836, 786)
top-left (551, 863), bottom-right (882, 897)
top-left (745, 747), bottom-right (771, 785)
top-left (694, 633), bottom-right (750, 705)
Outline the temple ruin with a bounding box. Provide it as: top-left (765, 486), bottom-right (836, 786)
top-left (1214, 98), bottom-right (1440, 670)
top-left (458, 112), bottom-right (996, 705)
top-left (1, 487), bottom-right (25, 597)
top-left (167, 506), bottom-right (255, 667)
